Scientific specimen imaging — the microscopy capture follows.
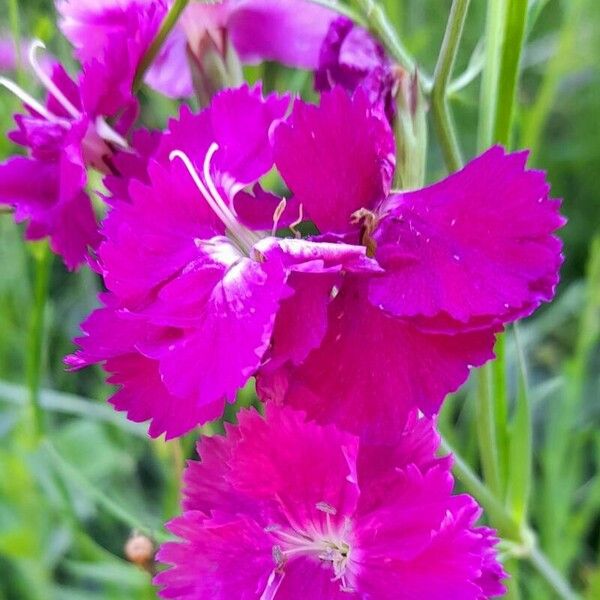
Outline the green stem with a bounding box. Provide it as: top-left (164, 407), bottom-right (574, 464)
top-left (26, 245), bottom-right (52, 443)
top-left (529, 546), bottom-right (580, 600)
top-left (476, 364), bottom-right (503, 496)
top-left (441, 438), bottom-right (519, 539)
top-left (477, 0), bottom-right (506, 151)
top-left (441, 438), bottom-right (580, 600)
top-left (430, 0), bottom-right (471, 172)
top-left (133, 0), bottom-right (190, 92)
top-left (494, 0), bottom-right (528, 146)
top-left (353, 0), bottom-right (416, 73)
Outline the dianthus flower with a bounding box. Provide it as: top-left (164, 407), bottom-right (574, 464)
top-left (0, 36), bottom-right (145, 268)
top-left (155, 404), bottom-right (506, 599)
top-left (68, 85), bottom-right (379, 438)
top-left (57, 0), bottom-right (337, 99)
top-left (257, 87), bottom-right (564, 441)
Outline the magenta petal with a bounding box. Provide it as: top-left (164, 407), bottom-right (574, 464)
top-left (103, 128), bottom-right (161, 197)
top-left (266, 271), bottom-right (339, 368)
top-left (156, 405), bottom-right (503, 598)
top-left (367, 497), bottom-right (506, 599)
top-left (354, 465), bottom-right (453, 564)
top-left (254, 236), bottom-right (382, 274)
top-left (107, 353), bottom-right (208, 440)
top-left (59, 0), bottom-right (164, 109)
top-left (258, 281), bottom-right (498, 442)
top-left (0, 157), bottom-right (58, 222)
top-left (45, 63), bottom-right (83, 118)
top-left (100, 161), bottom-right (222, 303)
top-left (208, 84), bottom-right (289, 185)
top-left (274, 87), bottom-right (395, 234)
top-left (155, 514), bottom-right (273, 600)
top-left (68, 304), bottom-right (208, 439)
top-left (155, 85), bottom-right (289, 190)
top-left (274, 559), bottom-right (352, 599)
top-left (233, 184), bottom-right (301, 231)
top-left (182, 427), bottom-right (254, 516)
top-left (157, 256), bottom-right (292, 407)
top-left (371, 146), bottom-right (565, 325)
top-left (231, 405), bottom-right (360, 526)
top-left (144, 24), bottom-right (193, 98)
top-left (0, 155), bottom-right (97, 270)
top-left (229, 0), bottom-right (338, 69)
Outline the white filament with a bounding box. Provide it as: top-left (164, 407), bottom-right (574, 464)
top-left (0, 76), bottom-right (58, 123)
top-left (271, 198), bottom-right (287, 236)
top-left (29, 41), bottom-right (81, 120)
top-left (170, 146), bottom-right (259, 253)
top-left (95, 116), bottom-right (129, 149)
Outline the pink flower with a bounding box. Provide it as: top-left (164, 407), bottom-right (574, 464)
top-left (155, 405), bottom-right (506, 599)
top-left (258, 87), bottom-right (564, 441)
top-left (68, 85), bottom-right (379, 438)
top-left (0, 43), bottom-right (138, 268)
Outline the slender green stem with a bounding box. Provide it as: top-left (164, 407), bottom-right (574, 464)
top-left (26, 244), bottom-right (52, 443)
top-left (441, 438), bottom-right (580, 599)
top-left (476, 364), bottom-right (503, 497)
top-left (441, 438), bottom-right (519, 539)
top-left (430, 0), bottom-right (471, 171)
top-left (494, 0), bottom-right (528, 146)
top-left (477, 0), bottom-right (506, 151)
top-left (353, 0), bottom-right (416, 73)
top-left (529, 546), bottom-right (580, 600)
top-left (448, 40), bottom-right (484, 95)
top-left (133, 0), bottom-right (190, 92)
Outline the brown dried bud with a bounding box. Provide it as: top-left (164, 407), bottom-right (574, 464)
top-left (125, 532), bottom-right (155, 573)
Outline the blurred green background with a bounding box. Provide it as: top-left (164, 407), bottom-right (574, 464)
top-left (0, 0), bottom-right (598, 598)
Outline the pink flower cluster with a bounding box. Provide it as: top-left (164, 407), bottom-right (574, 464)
top-left (0, 2), bottom-right (566, 598)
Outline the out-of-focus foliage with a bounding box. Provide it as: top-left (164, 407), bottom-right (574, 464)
top-left (0, 1), bottom-right (598, 598)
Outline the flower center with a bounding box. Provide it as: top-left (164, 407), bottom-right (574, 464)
top-left (261, 502), bottom-right (356, 598)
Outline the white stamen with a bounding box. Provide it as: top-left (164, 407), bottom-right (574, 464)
top-left (271, 198), bottom-right (287, 236)
top-left (95, 116), bottom-right (129, 149)
top-left (29, 40), bottom-right (81, 119)
top-left (0, 76), bottom-right (59, 123)
top-left (202, 143), bottom-right (243, 236)
top-left (289, 203), bottom-right (304, 239)
top-left (170, 149), bottom-right (232, 227)
top-left (170, 147), bottom-right (259, 253)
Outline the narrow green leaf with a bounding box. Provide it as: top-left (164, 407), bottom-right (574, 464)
top-left (493, 334), bottom-right (510, 495)
top-left (506, 324), bottom-right (532, 526)
top-left (494, 0), bottom-right (528, 146)
top-left (0, 380), bottom-right (147, 437)
top-left (476, 365), bottom-right (503, 497)
top-left (477, 0), bottom-right (506, 151)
